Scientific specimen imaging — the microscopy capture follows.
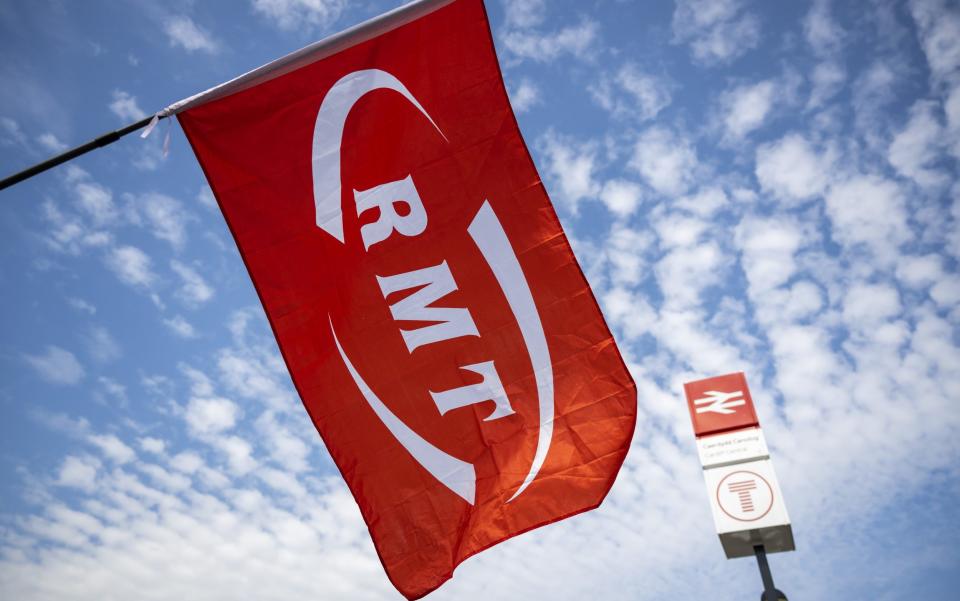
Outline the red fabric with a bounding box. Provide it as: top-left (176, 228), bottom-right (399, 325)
top-left (179, 1), bottom-right (636, 597)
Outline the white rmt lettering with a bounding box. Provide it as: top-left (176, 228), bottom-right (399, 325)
top-left (376, 261), bottom-right (480, 352)
top-left (429, 361), bottom-right (515, 422)
top-left (354, 175), bottom-right (428, 250)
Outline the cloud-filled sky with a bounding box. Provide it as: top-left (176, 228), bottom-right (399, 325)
top-left (1, 0), bottom-right (959, 599)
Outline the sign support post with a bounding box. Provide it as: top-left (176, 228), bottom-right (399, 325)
top-left (754, 544), bottom-right (786, 601)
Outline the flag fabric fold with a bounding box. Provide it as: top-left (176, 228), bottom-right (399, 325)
top-left (177, 0), bottom-right (636, 597)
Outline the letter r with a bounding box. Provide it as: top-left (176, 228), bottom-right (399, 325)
top-left (354, 175), bottom-right (428, 250)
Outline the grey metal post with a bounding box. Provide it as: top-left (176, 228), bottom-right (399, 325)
top-left (754, 544), bottom-right (787, 601)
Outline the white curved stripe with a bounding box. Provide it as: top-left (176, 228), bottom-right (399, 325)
top-left (467, 201), bottom-right (554, 502)
top-left (312, 68), bottom-right (444, 243)
top-left (329, 316), bottom-right (476, 504)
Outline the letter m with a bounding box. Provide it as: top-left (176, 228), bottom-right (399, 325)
top-left (376, 261), bottom-right (480, 353)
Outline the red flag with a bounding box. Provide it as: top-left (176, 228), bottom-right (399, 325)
top-left (177, 0), bottom-right (636, 597)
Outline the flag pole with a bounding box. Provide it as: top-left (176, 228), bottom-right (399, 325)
top-left (0, 115), bottom-right (162, 192)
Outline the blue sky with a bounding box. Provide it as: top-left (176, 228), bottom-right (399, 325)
top-left (1, 0), bottom-right (959, 599)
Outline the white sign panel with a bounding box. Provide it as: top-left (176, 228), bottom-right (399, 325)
top-left (702, 458), bottom-right (789, 534)
top-left (696, 427), bottom-right (769, 468)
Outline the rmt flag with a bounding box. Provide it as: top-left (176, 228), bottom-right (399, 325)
top-left (176, 0), bottom-right (635, 597)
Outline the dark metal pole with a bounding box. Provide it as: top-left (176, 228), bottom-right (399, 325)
top-left (0, 115), bottom-right (162, 192)
top-left (754, 544), bottom-right (787, 601)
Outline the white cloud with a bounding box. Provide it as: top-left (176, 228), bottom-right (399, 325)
top-left (55, 456), bottom-right (99, 492)
top-left (51, 190), bottom-right (101, 240)
top-left (671, 0), bottom-right (761, 65)
top-left (946, 85), bottom-right (960, 159)
top-left (503, 0), bottom-right (545, 29)
top-left (888, 99), bottom-right (949, 188)
top-left (599, 179), bottom-right (642, 217)
top-left (140, 193), bottom-right (189, 250)
top-left (98, 376), bottom-right (127, 402)
top-left (605, 224), bottom-right (652, 287)
top-left (251, 0), bottom-right (345, 31)
top-left (501, 19), bottom-right (598, 63)
top-left (843, 282), bottom-right (902, 326)
top-left (217, 346), bottom-right (297, 412)
top-left (718, 79), bottom-right (777, 140)
top-left (601, 286), bottom-right (656, 342)
top-left (947, 85), bottom-right (960, 126)
top-left (74, 179), bottom-right (117, 226)
top-left (67, 297), bottom-right (97, 315)
top-left (674, 186), bottom-right (728, 217)
top-left (24, 346), bottom-right (85, 385)
top-left (755, 133), bottom-right (830, 203)
top-left (931, 276), bottom-right (960, 307)
top-left (508, 79), bottom-right (541, 113)
top-left (807, 60), bottom-right (846, 109)
top-left (197, 186), bottom-right (219, 212)
top-left (170, 451), bottom-right (203, 473)
top-left (87, 434), bottom-right (136, 464)
top-left (83, 326), bottom-right (122, 364)
top-left (227, 309), bottom-right (257, 343)
top-left (212, 434), bottom-right (257, 475)
top-left (138, 463), bottom-right (191, 491)
top-left (825, 174), bottom-right (911, 263)
top-left (909, 0), bottom-right (960, 85)
top-left (654, 212), bottom-right (708, 250)
top-left (163, 16), bottom-right (220, 54)
top-left (256, 466), bottom-right (307, 499)
top-left (35, 412), bottom-right (92, 438)
top-left (170, 260), bottom-right (215, 306)
top-left (140, 373), bottom-right (175, 399)
top-left (37, 132), bottom-right (67, 152)
top-left (590, 64), bottom-right (673, 122)
top-left (781, 280), bottom-right (825, 321)
top-left (41, 197), bottom-right (111, 256)
top-left (629, 126), bottom-right (698, 196)
top-left (736, 216), bottom-right (807, 295)
top-left (852, 60), bottom-right (898, 135)
top-left (616, 66), bottom-right (673, 120)
top-left (896, 253), bottom-right (943, 289)
top-left (108, 90), bottom-right (146, 121)
top-left (131, 136), bottom-right (166, 171)
top-left (654, 307), bottom-right (744, 373)
top-left (655, 241), bottom-right (726, 309)
top-left (804, 0), bottom-right (845, 56)
top-left (766, 322), bottom-right (844, 420)
top-left (164, 315), bottom-right (197, 339)
top-left (256, 412), bottom-right (311, 473)
top-left (185, 396), bottom-right (239, 435)
top-left (181, 364), bottom-right (215, 397)
top-left (0, 116), bottom-right (27, 148)
top-left (139, 437), bottom-right (166, 454)
top-left (538, 131), bottom-right (600, 214)
top-left (2, 458), bottom-right (383, 600)
top-left (105, 245), bottom-right (156, 289)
